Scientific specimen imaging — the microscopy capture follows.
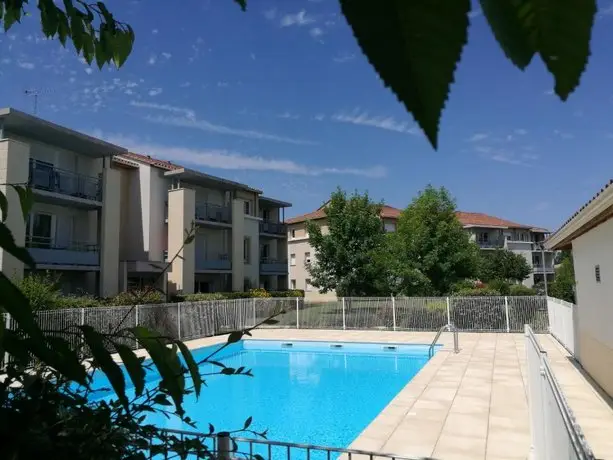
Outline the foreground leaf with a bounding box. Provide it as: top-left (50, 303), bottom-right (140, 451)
top-left (175, 340), bottom-right (203, 397)
top-left (115, 343), bottom-right (146, 397)
top-left (0, 191), bottom-right (7, 222)
top-left (10, 185), bottom-right (34, 222)
top-left (0, 222), bottom-right (35, 268)
top-left (339, 0), bottom-right (470, 149)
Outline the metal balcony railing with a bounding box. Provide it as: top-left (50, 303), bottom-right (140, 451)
top-left (26, 236), bottom-right (100, 266)
top-left (28, 159), bottom-right (102, 202)
top-left (477, 240), bottom-right (503, 249)
top-left (196, 253), bottom-right (232, 271)
top-left (260, 257), bottom-right (288, 273)
top-left (260, 220), bottom-right (287, 235)
top-left (194, 202), bottom-right (231, 224)
top-left (533, 264), bottom-right (555, 273)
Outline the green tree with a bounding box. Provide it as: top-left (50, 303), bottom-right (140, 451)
top-left (391, 185), bottom-right (480, 295)
top-left (550, 251), bottom-right (576, 303)
top-left (0, 1), bottom-right (600, 148)
top-left (306, 188), bottom-right (389, 296)
top-left (479, 249), bottom-right (533, 284)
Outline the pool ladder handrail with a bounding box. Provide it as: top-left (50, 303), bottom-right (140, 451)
top-left (429, 323), bottom-right (459, 357)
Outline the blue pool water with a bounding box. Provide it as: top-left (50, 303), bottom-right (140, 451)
top-left (91, 340), bottom-right (434, 450)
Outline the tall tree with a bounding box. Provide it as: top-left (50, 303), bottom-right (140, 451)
top-left (391, 185), bottom-right (480, 295)
top-left (306, 188), bottom-right (389, 296)
top-left (479, 249), bottom-right (533, 284)
top-left (550, 251), bottom-right (576, 303)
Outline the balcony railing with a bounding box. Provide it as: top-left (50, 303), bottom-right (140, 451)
top-left (194, 202), bottom-right (231, 224)
top-left (260, 221), bottom-right (287, 235)
top-left (477, 240), bottom-right (503, 249)
top-left (28, 159), bottom-right (102, 202)
top-left (196, 253), bottom-right (232, 271)
top-left (533, 264), bottom-right (555, 274)
top-left (26, 236), bottom-right (100, 266)
top-left (260, 258), bottom-right (288, 274)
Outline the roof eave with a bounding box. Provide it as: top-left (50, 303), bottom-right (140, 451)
top-left (164, 168), bottom-right (262, 194)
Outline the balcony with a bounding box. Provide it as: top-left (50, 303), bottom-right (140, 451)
top-left (260, 221), bottom-right (287, 236)
top-left (26, 236), bottom-right (99, 267)
top-left (477, 240), bottom-right (504, 249)
top-left (194, 202), bottom-right (231, 225)
top-left (196, 253), bottom-right (232, 271)
top-left (29, 159), bottom-right (102, 203)
top-left (260, 258), bottom-right (288, 274)
top-left (533, 264), bottom-right (555, 274)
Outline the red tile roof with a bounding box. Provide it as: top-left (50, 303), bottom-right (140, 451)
top-left (286, 204), bottom-right (401, 224)
top-left (118, 151), bottom-right (181, 171)
top-left (455, 211), bottom-right (533, 229)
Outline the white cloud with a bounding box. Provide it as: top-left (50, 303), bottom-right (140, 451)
top-left (130, 100), bottom-right (195, 118)
top-left (553, 129), bottom-right (574, 139)
top-left (309, 27), bottom-right (324, 39)
top-left (314, 114), bottom-right (325, 121)
top-left (161, 52), bottom-right (172, 60)
top-left (148, 88), bottom-right (163, 97)
top-left (280, 10), bottom-right (315, 27)
top-left (97, 133), bottom-right (385, 178)
top-left (152, 28), bottom-right (159, 34)
top-left (514, 128), bottom-right (528, 135)
top-left (599, 4), bottom-right (613, 17)
top-left (535, 201), bottom-right (550, 211)
top-left (468, 133), bottom-right (488, 142)
top-left (1, 58), bottom-right (11, 65)
top-left (17, 61), bottom-right (35, 70)
top-left (468, 9), bottom-right (482, 18)
top-left (84, 67), bottom-right (93, 74)
top-left (179, 81), bottom-right (191, 88)
top-left (264, 8), bottom-right (277, 20)
top-left (277, 112), bottom-right (300, 120)
top-left (142, 113), bottom-right (316, 145)
top-left (250, 53), bottom-right (256, 60)
top-left (148, 54), bottom-right (157, 65)
top-left (332, 109), bottom-right (417, 134)
top-left (333, 52), bottom-right (355, 63)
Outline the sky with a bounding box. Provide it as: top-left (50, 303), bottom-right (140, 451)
top-left (1, 1), bottom-right (613, 231)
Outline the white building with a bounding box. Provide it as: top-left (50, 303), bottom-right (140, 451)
top-left (545, 180), bottom-right (613, 397)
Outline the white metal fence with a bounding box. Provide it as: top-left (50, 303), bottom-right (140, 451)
top-left (547, 296), bottom-right (576, 354)
top-left (525, 325), bottom-right (594, 460)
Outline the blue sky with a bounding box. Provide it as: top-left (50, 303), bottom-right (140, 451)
top-left (1, 0), bottom-right (613, 231)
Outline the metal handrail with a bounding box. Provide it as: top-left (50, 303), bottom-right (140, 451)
top-left (429, 323), bottom-right (459, 357)
top-left (157, 429), bottom-right (424, 460)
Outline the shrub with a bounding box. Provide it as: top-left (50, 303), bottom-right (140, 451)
top-left (487, 279), bottom-right (511, 296)
top-left (454, 288), bottom-right (502, 296)
top-left (17, 272), bottom-right (63, 311)
top-left (248, 288), bottom-right (272, 298)
top-left (509, 284), bottom-right (536, 296)
top-left (107, 289), bottom-right (165, 306)
top-left (183, 293), bottom-right (227, 302)
top-left (450, 279), bottom-right (476, 293)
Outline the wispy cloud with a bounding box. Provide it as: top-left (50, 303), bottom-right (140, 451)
top-left (309, 27), bottom-right (324, 39)
top-left (280, 10), bottom-right (315, 27)
top-left (148, 54), bottom-right (157, 65)
top-left (468, 133), bottom-right (488, 142)
top-left (277, 112), bottom-right (300, 120)
top-left (314, 114), bottom-right (325, 121)
top-left (333, 52), bottom-right (355, 63)
top-left (97, 132), bottom-right (385, 178)
top-left (148, 88), bottom-right (163, 97)
top-left (468, 9), bottom-right (482, 18)
top-left (264, 8), bottom-right (277, 20)
top-left (161, 52), bottom-right (172, 60)
top-left (332, 109), bottom-right (417, 134)
top-left (599, 3), bottom-right (613, 17)
top-left (17, 61), bottom-right (35, 70)
top-left (553, 129), bottom-right (574, 139)
top-left (130, 100), bottom-right (195, 118)
top-left (534, 201), bottom-right (550, 211)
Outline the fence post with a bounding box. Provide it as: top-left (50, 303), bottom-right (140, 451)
top-left (134, 305), bottom-right (139, 349)
top-left (80, 307), bottom-right (85, 326)
top-left (3, 313), bottom-right (10, 367)
top-left (342, 297), bottom-right (346, 330)
top-left (177, 303), bottom-right (182, 339)
top-left (296, 297), bottom-right (300, 329)
top-left (504, 296), bottom-right (510, 333)
top-left (391, 296), bottom-right (397, 331)
top-left (217, 433), bottom-right (232, 460)
top-left (446, 297), bottom-right (451, 325)
top-left (252, 297), bottom-right (257, 327)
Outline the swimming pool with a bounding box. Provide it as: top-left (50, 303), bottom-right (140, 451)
top-left (92, 340), bottom-right (435, 450)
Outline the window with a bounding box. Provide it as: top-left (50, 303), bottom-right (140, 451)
top-left (28, 212), bottom-right (55, 248)
top-left (260, 244), bottom-right (269, 260)
top-left (262, 209), bottom-right (270, 221)
top-left (478, 232), bottom-right (489, 243)
top-left (244, 200), bottom-right (251, 216)
top-left (305, 278), bottom-right (313, 292)
top-left (290, 279), bottom-right (296, 289)
top-left (290, 253), bottom-right (296, 266)
top-left (595, 265), bottom-right (601, 283)
top-left (384, 222), bottom-right (396, 233)
top-left (506, 235), bottom-right (512, 241)
top-left (291, 229), bottom-right (296, 239)
top-left (243, 237), bottom-right (251, 264)
top-left (305, 252), bottom-right (311, 264)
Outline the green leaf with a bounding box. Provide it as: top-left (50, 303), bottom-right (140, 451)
top-left (153, 394), bottom-right (173, 406)
top-left (115, 343), bottom-right (146, 397)
top-left (57, 11), bottom-right (70, 46)
top-left (129, 327), bottom-right (185, 412)
top-left (3, 3), bottom-right (22, 31)
top-left (39, 0), bottom-right (59, 37)
top-left (244, 416), bottom-right (252, 429)
top-left (535, 0), bottom-right (596, 100)
top-left (175, 340), bottom-right (203, 397)
top-left (0, 192), bottom-right (7, 222)
top-left (112, 29), bottom-right (134, 68)
top-left (0, 222), bottom-right (35, 267)
top-left (80, 325), bottom-right (128, 407)
top-left (339, 0), bottom-right (470, 149)
top-left (10, 185), bottom-right (34, 222)
top-left (234, 0), bottom-right (247, 11)
top-left (227, 331), bottom-right (243, 344)
top-left (70, 15), bottom-right (85, 52)
top-left (479, 0), bottom-right (536, 70)
top-left (0, 272), bottom-right (39, 338)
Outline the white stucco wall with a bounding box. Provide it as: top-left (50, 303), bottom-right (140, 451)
top-left (572, 217), bottom-right (613, 396)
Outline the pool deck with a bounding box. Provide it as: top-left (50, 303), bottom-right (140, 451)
top-left (184, 329), bottom-right (613, 460)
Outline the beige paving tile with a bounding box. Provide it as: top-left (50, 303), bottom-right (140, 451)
top-left (433, 433), bottom-right (487, 460)
top-left (441, 412), bottom-right (488, 438)
top-left (486, 429), bottom-right (530, 459)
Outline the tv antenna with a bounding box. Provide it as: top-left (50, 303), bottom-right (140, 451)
top-left (24, 88), bottom-right (53, 115)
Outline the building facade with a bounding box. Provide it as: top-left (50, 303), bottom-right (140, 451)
top-left (113, 152), bottom-right (291, 295)
top-left (456, 212), bottom-right (555, 287)
top-left (545, 181), bottom-right (613, 397)
top-left (286, 205), bottom-right (400, 301)
top-left (0, 108), bottom-right (125, 297)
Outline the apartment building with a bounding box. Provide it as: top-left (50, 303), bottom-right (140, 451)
top-left (113, 152), bottom-right (290, 294)
top-left (286, 204), bottom-right (400, 301)
top-left (456, 212), bottom-right (555, 287)
top-left (0, 108), bottom-right (125, 296)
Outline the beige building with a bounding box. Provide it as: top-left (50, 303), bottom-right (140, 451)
top-left (0, 108), bottom-right (125, 296)
top-left (286, 204), bottom-right (400, 301)
top-left (545, 181), bottom-right (613, 397)
top-left (456, 212), bottom-right (555, 287)
top-left (113, 152), bottom-right (291, 295)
